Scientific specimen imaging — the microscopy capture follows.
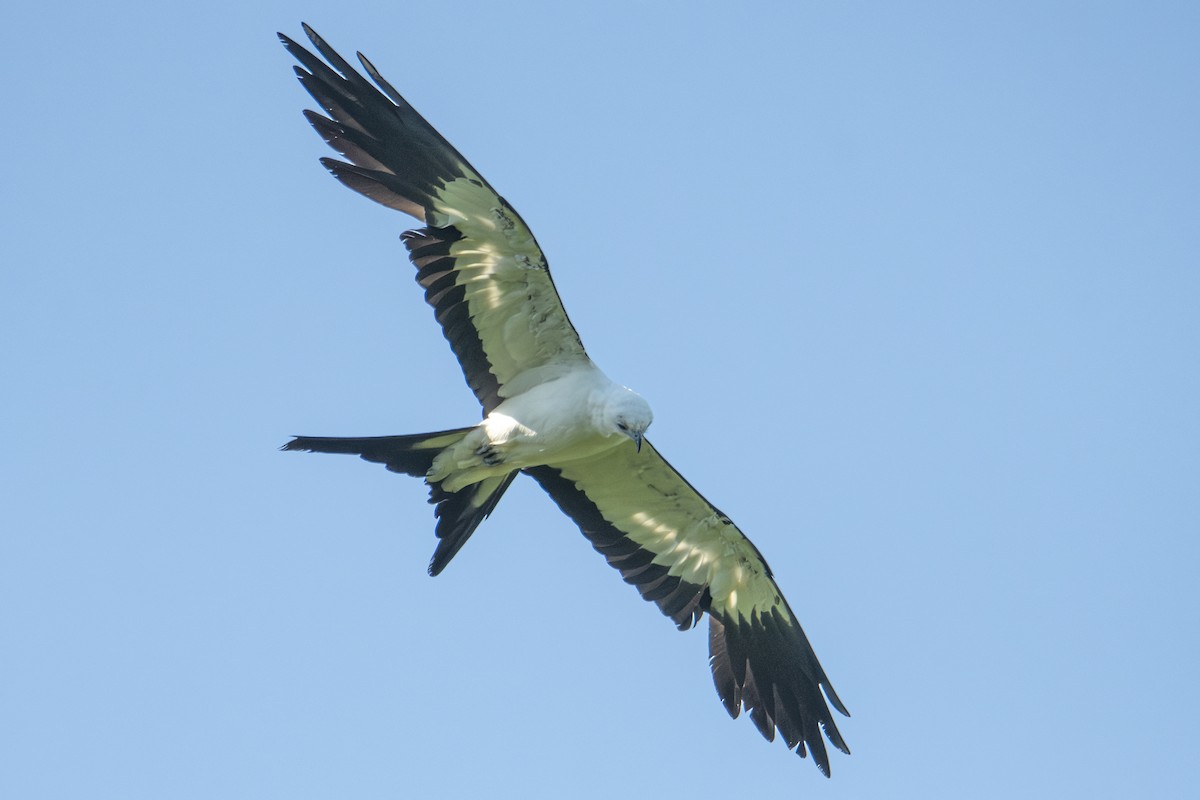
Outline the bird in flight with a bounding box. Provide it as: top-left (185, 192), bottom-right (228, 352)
top-left (279, 23), bottom-right (850, 776)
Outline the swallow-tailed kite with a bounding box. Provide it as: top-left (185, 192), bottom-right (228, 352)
top-left (280, 24), bottom-right (850, 776)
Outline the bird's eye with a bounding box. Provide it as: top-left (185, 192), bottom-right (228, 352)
top-left (617, 421), bottom-right (628, 432)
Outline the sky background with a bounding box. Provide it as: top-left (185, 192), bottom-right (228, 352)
top-left (3, 2), bottom-right (1197, 797)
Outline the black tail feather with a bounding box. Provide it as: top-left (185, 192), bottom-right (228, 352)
top-left (282, 429), bottom-right (471, 476)
top-left (427, 472), bottom-right (517, 575)
top-left (283, 428), bottom-right (515, 573)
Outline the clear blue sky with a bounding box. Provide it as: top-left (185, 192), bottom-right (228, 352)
top-left (3, 2), bottom-right (1197, 797)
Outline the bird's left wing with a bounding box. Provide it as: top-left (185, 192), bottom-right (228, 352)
top-left (280, 25), bottom-right (589, 412)
top-left (525, 442), bottom-right (850, 776)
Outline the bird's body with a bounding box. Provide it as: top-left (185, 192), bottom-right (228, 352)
top-left (280, 23), bottom-right (850, 777)
top-left (429, 366), bottom-right (651, 492)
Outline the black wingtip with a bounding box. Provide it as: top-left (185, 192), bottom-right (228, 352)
top-left (278, 24), bottom-right (329, 66)
top-left (824, 681), bottom-right (851, 718)
top-left (277, 28), bottom-right (306, 55)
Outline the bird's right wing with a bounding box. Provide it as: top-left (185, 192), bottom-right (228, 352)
top-left (524, 441), bottom-right (850, 776)
top-left (280, 25), bottom-right (589, 412)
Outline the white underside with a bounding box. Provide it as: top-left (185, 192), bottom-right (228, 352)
top-left (429, 364), bottom-right (632, 492)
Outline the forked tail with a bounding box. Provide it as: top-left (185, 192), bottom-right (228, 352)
top-left (283, 428), bottom-right (516, 575)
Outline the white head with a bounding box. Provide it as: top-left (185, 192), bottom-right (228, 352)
top-left (604, 386), bottom-right (653, 453)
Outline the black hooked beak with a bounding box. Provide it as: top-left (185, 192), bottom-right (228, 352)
top-left (634, 433), bottom-right (643, 453)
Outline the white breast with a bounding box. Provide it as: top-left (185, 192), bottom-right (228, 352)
top-left (484, 366), bottom-right (624, 466)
